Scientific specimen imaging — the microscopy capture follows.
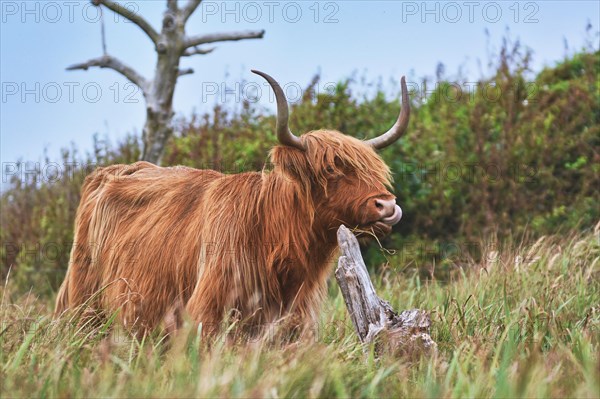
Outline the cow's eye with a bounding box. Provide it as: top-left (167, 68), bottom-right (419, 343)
top-left (325, 166), bottom-right (344, 182)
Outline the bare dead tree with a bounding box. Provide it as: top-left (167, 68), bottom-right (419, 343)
top-left (67, 0), bottom-right (265, 164)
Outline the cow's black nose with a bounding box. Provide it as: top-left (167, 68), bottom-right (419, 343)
top-left (374, 198), bottom-right (396, 218)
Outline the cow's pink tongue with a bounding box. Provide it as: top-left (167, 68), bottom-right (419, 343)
top-left (381, 205), bottom-right (402, 225)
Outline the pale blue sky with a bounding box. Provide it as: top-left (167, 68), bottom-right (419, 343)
top-left (1, 1), bottom-right (598, 165)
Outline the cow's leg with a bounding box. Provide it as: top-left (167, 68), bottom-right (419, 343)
top-left (185, 279), bottom-right (226, 336)
top-left (65, 257), bottom-right (104, 329)
top-left (162, 299), bottom-right (185, 336)
top-left (54, 268), bottom-right (70, 317)
top-left (279, 280), bottom-right (327, 340)
top-left (55, 168), bottom-right (105, 320)
top-left (55, 228), bottom-right (104, 328)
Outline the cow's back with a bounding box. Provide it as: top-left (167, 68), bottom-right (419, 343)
top-left (55, 161), bottom-right (222, 332)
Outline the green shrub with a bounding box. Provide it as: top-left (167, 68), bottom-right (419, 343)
top-left (1, 43), bottom-right (598, 295)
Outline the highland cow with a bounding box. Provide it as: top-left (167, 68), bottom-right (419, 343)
top-left (54, 70), bottom-right (410, 336)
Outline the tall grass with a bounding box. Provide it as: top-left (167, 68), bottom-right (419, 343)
top-left (1, 226), bottom-right (598, 398)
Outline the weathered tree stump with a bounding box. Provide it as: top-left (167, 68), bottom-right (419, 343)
top-left (335, 225), bottom-right (437, 358)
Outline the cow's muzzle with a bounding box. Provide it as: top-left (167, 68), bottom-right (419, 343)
top-left (374, 199), bottom-right (403, 226)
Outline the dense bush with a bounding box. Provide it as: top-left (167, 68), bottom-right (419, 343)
top-left (1, 42), bottom-right (598, 295)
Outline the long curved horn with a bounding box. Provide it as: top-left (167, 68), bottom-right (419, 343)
top-left (251, 70), bottom-right (306, 151)
top-left (366, 76), bottom-right (411, 149)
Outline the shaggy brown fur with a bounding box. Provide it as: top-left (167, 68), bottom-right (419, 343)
top-left (55, 130), bottom-right (398, 335)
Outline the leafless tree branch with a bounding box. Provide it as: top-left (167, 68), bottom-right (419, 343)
top-left (167, 0), bottom-right (178, 13)
top-left (181, 0), bottom-right (201, 22)
top-left (184, 30), bottom-right (265, 48)
top-left (183, 46), bottom-right (215, 56)
top-left (93, 0), bottom-right (159, 44)
top-left (178, 68), bottom-right (194, 76)
top-left (66, 55), bottom-right (149, 95)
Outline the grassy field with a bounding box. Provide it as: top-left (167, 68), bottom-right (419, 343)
top-left (1, 227), bottom-right (598, 398)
